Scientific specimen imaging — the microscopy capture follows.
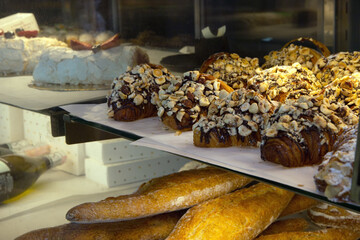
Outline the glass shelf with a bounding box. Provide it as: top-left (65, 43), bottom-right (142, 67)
top-left (63, 108), bottom-right (360, 213)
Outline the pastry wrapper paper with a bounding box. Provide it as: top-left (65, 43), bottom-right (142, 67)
top-left (61, 103), bottom-right (319, 194)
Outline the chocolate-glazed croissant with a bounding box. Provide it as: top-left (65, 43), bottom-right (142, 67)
top-left (260, 95), bottom-right (358, 167)
top-left (107, 63), bottom-right (178, 121)
top-left (193, 88), bottom-right (274, 148)
top-left (155, 71), bottom-right (233, 131)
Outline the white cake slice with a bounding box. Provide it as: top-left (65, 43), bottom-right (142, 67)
top-left (0, 36), bottom-right (67, 76)
top-left (32, 44), bottom-right (149, 85)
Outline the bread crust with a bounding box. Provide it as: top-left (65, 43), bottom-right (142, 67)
top-left (66, 167), bottom-right (252, 223)
top-left (279, 194), bottom-right (320, 217)
top-left (260, 218), bottom-right (309, 236)
top-left (166, 183), bottom-right (294, 240)
top-left (256, 228), bottom-right (360, 240)
top-left (307, 203), bottom-right (360, 231)
top-left (16, 211), bottom-right (184, 240)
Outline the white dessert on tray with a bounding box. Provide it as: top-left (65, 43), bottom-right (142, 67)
top-left (0, 35), bottom-right (67, 76)
top-left (32, 43), bottom-right (149, 86)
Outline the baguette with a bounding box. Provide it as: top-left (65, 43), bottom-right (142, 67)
top-left (165, 183), bottom-right (294, 240)
top-left (259, 218), bottom-right (309, 236)
top-left (66, 167), bottom-right (252, 223)
top-left (279, 194), bottom-right (320, 217)
top-left (256, 228), bottom-right (360, 240)
top-left (16, 211), bottom-right (184, 240)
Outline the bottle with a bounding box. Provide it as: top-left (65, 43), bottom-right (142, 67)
top-left (0, 147), bottom-right (13, 156)
top-left (0, 139), bottom-right (33, 153)
top-left (0, 140), bottom-right (50, 157)
top-left (0, 152), bottom-right (65, 202)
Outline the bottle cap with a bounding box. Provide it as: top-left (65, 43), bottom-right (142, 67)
top-left (47, 152), bottom-right (66, 168)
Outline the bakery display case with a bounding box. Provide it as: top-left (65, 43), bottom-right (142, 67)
top-left (1, 0), bottom-right (360, 239)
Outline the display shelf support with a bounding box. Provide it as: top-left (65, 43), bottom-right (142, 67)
top-left (351, 120), bottom-right (360, 204)
top-left (63, 117), bottom-right (121, 144)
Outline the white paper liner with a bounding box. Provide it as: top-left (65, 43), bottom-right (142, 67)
top-left (60, 103), bottom-right (360, 208)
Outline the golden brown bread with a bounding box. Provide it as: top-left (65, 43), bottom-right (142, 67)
top-left (259, 218), bottom-right (309, 236)
top-left (165, 183), bottom-right (294, 240)
top-left (66, 167), bottom-right (252, 223)
top-left (279, 194), bottom-right (320, 217)
top-left (307, 203), bottom-right (360, 231)
top-left (16, 211), bottom-right (184, 240)
top-left (256, 228), bottom-right (360, 240)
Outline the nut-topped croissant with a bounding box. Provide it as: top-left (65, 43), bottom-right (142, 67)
top-left (199, 52), bottom-right (261, 89)
top-left (262, 37), bottom-right (330, 70)
top-left (313, 51), bottom-right (360, 86)
top-left (107, 63), bottom-right (178, 121)
top-left (322, 72), bottom-right (360, 114)
top-left (155, 71), bottom-right (233, 131)
top-left (260, 95), bottom-right (358, 167)
top-left (193, 88), bottom-right (275, 148)
top-left (247, 62), bottom-right (322, 103)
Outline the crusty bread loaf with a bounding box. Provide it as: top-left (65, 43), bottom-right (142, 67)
top-left (279, 194), bottom-right (320, 217)
top-left (165, 183), bottom-right (294, 240)
top-left (256, 228), bottom-right (360, 240)
top-left (259, 218), bottom-right (309, 236)
top-left (16, 211), bottom-right (184, 240)
top-left (66, 167), bottom-right (252, 223)
top-left (307, 203), bottom-right (360, 231)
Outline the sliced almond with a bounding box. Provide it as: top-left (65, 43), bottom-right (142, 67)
top-left (153, 68), bottom-right (163, 78)
top-left (155, 76), bottom-right (166, 85)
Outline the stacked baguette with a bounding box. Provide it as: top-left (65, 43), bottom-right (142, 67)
top-left (16, 166), bottom-right (360, 239)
